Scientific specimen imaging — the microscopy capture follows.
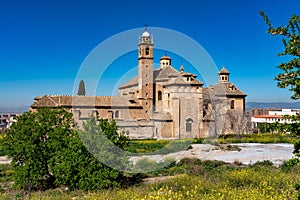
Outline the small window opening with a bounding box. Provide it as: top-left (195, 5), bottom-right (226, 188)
top-left (114, 110), bottom-right (119, 118)
top-left (230, 100), bottom-right (234, 109)
top-left (158, 91), bottom-right (162, 100)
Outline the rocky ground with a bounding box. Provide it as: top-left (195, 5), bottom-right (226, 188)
top-left (130, 143), bottom-right (295, 167)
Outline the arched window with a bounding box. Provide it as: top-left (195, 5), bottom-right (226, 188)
top-left (230, 100), bottom-right (234, 109)
top-left (186, 118), bottom-right (194, 132)
top-left (158, 91), bottom-right (162, 100)
top-left (145, 46), bottom-right (149, 55)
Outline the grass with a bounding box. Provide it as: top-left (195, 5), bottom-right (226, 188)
top-left (0, 159), bottom-right (298, 199)
top-left (124, 139), bottom-right (192, 154)
top-left (124, 133), bottom-right (298, 155)
top-left (216, 133), bottom-right (298, 144)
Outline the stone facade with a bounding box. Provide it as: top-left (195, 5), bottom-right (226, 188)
top-left (31, 30), bottom-right (247, 139)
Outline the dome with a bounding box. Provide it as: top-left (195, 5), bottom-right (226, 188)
top-left (160, 55), bottom-right (171, 60)
top-left (142, 30), bottom-right (150, 37)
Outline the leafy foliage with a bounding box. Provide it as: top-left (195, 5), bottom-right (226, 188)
top-left (260, 11), bottom-right (300, 100)
top-left (1, 108), bottom-right (130, 191)
top-left (78, 117), bottom-right (130, 173)
top-left (2, 108), bottom-right (75, 190)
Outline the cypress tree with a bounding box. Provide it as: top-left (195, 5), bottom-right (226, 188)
top-left (77, 80), bottom-right (86, 96)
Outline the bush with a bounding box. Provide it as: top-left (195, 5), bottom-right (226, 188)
top-left (281, 158), bottom-right (300, 172)
top-left (252, 160), bottom-right (273, 167)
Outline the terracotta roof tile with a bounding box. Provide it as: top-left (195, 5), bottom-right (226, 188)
top-left (160, 55), bottom-right (171, 60)
top-left (219, 67), bottom-right (230, 75)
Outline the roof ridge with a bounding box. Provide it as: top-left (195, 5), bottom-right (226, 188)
top-left (46, 95), bottom-right (59, 106)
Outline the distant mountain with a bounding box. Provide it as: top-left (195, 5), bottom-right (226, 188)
top-left (0, 106), bottom-right (29, 114)
top-left (246, 101), bottom-right (300, 111)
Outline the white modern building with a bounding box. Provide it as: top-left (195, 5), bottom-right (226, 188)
top-left (251, 109), bottom-right (299, 127)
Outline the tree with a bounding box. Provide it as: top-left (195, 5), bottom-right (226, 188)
top-left (260, 11), bottom-right (300, 100)
top-left (1, 108), bottom-right (75, 190)
top-left (65, 116), bottom-right (130, 190)
top-left (77, 80), bottom-right (86, 96)
top-left (203, 97), bottom-right (227, 137)
top-left (228, 110), bottom-right (249, 136)
top-left (51, 117), bottom-right (130, 190)
top-left (1, 108), bottom-right (130, 191)
top-left (77, 117), bottom-right (130, 171)
top-left (260, 12), bottom-right (300, 134)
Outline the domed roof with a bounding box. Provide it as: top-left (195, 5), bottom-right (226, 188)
top-left (160, 55), bottom-right (171, 60)
top-left (142, 30), bottom-right (150, 37)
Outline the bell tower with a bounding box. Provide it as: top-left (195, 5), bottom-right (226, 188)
top-left (138, 29), bottom-right (154, 119)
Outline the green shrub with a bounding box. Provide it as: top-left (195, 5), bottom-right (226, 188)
top-left (133, 158), bottom-right (162, 173)
top-left (192, 137), bottom-right (204, 144)
top-left (281, 158), bottom-right (300, 172)
top-left (125, 140), bottom-right (170, 154)
top-left (252, 160), bottom-right (274, 167)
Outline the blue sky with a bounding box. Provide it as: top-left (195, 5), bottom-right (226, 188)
top-left (0, 0), bottom-right (299, 109)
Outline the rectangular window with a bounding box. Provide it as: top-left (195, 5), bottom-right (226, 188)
top-left (186, 122), bottom-right (192, 132)
top-left (230, 100), bottom-right (235, 109)
top-left (114, 110), bottom-right (119, 119)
